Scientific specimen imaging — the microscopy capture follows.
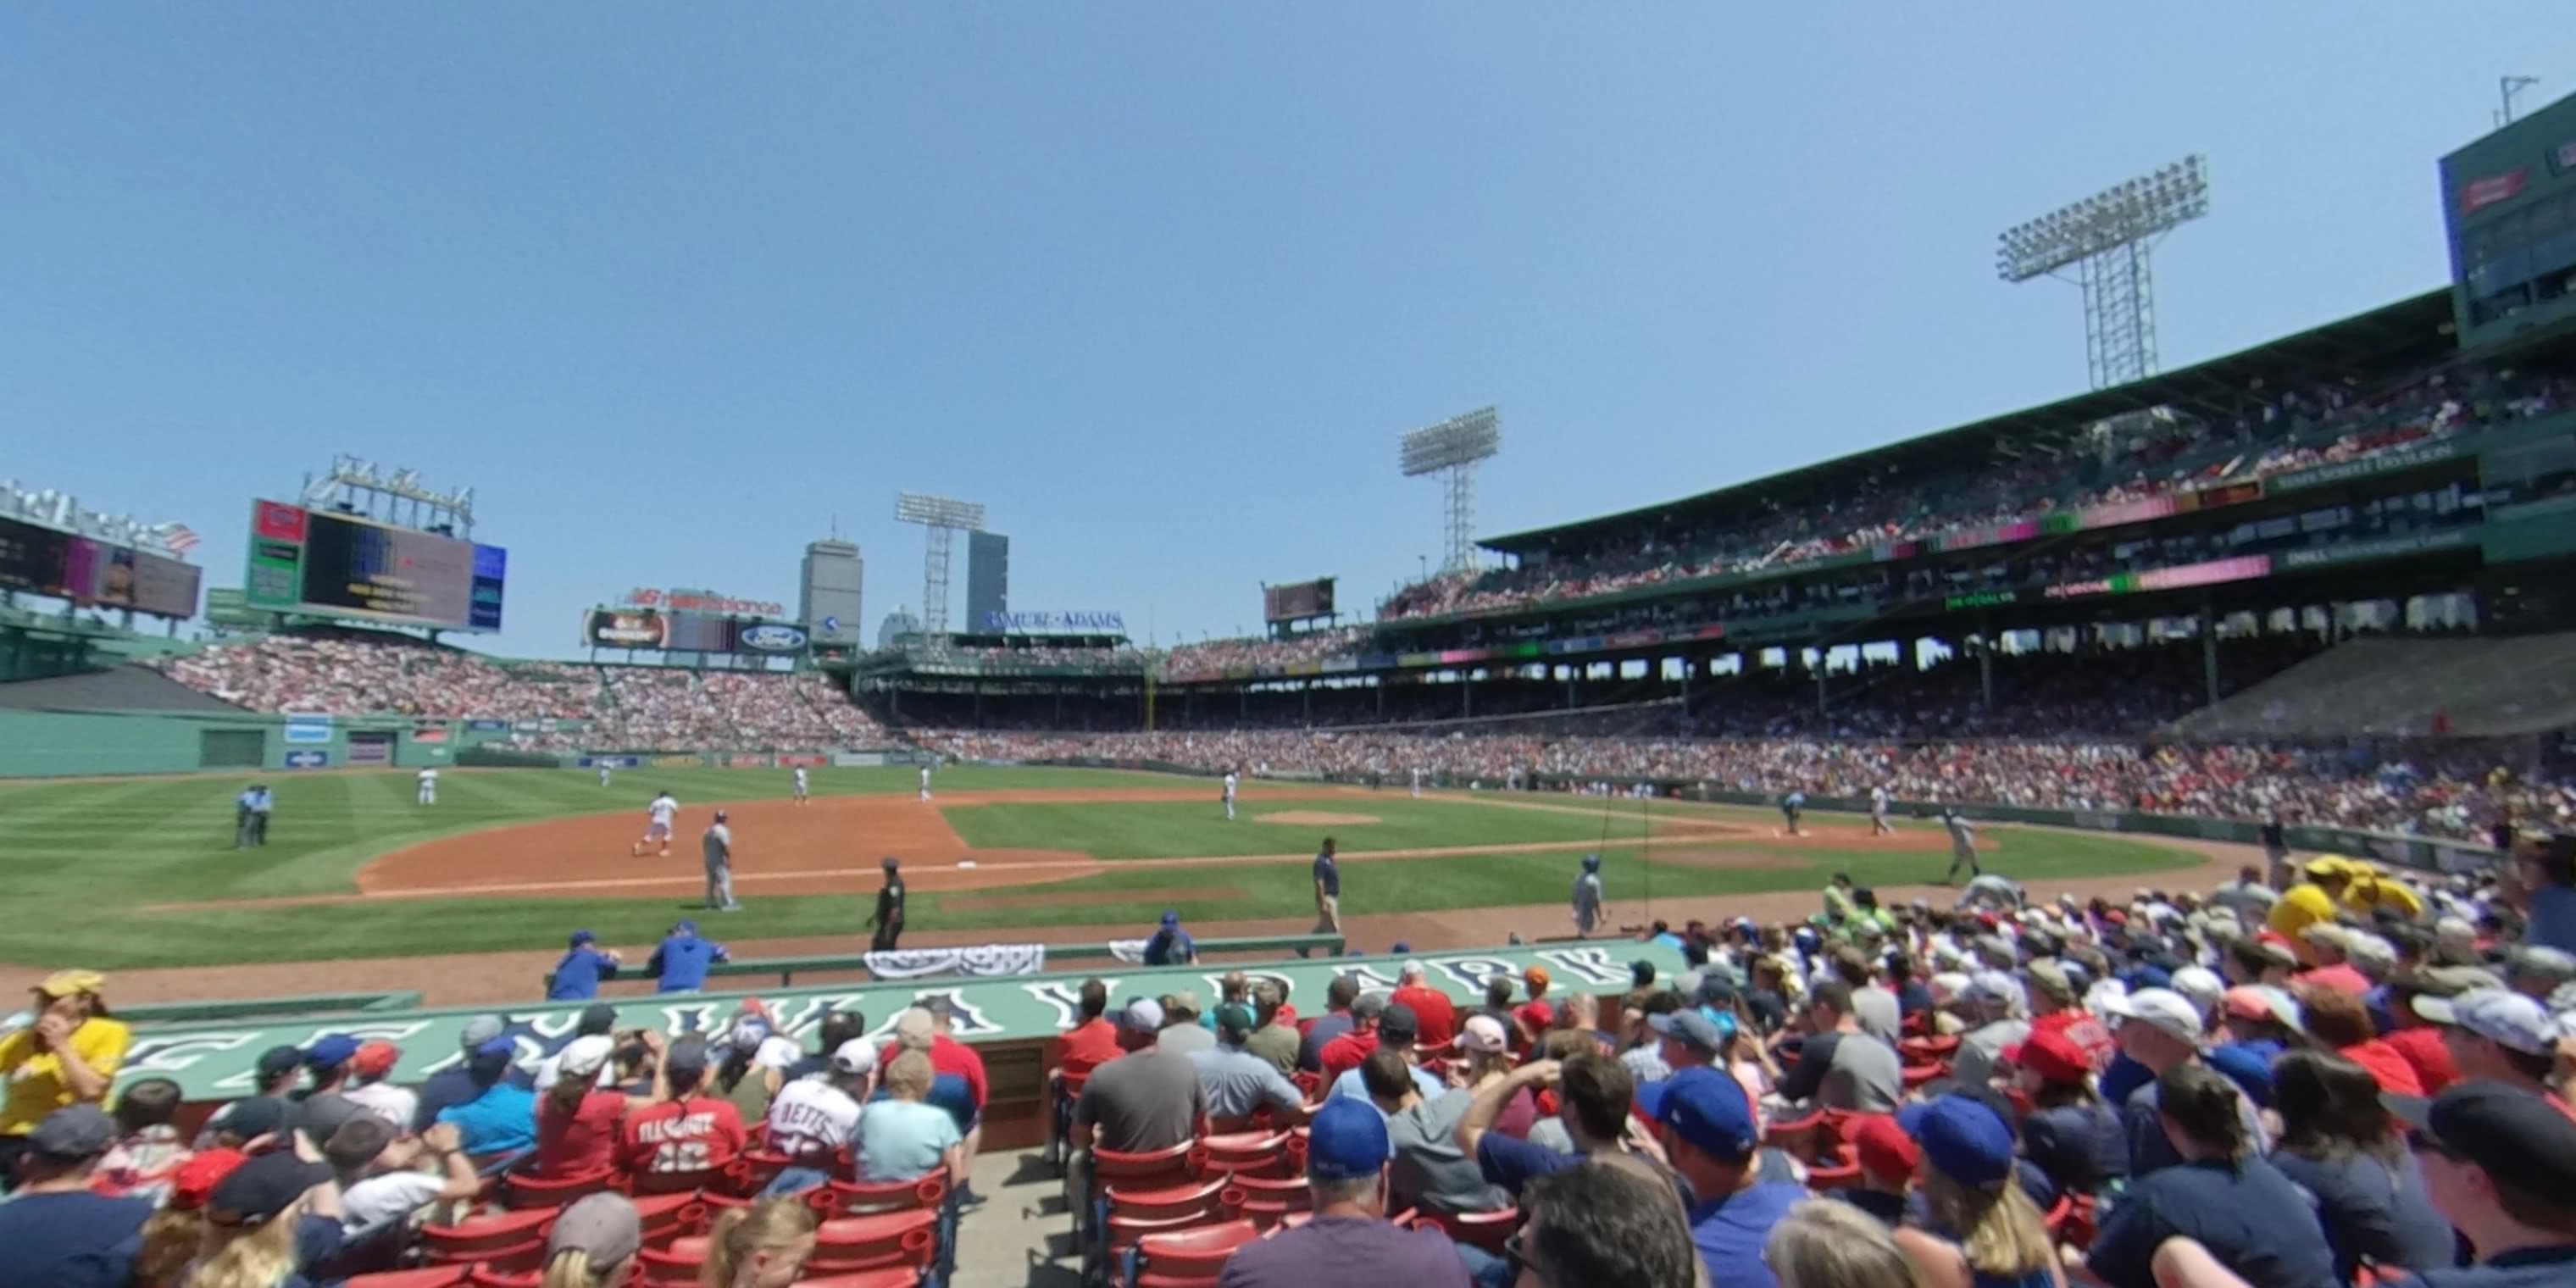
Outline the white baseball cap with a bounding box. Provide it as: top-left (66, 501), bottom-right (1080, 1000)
top-left (830, 1037), bottom-right (880, 1076)
top-left (556, 1035), bottom-right (616, 1080)
top-left (2412, 989), bottom-right (2566, 1057)
top-left (2168, 967), bottom-right (2226, 1021)
top-left (2101, 987), bottom-right (2203, 1044)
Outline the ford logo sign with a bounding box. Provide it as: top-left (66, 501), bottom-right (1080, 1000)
top-left (739, 625), bottom-right (808, 652)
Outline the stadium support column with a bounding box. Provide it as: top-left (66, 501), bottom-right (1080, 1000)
top-left (1377, 682), bottom-right (1385, 719)
top-left (2202, 603), bottom-right (2221, 707)
top-left (1302, 683), bottom-right (1312, 722)
top-left (1463, 673), bottom-right (1474, 719)
top-left (1977, 625), bottom-right (1996, 711)
top-left (1679, 658), bottom-right (1691, 719)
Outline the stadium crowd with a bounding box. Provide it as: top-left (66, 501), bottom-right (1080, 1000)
top-left (153, 634), bottom-right (887, 752)
top-left (1163, 629), bottom-right (1368, 682)
top-left (913, 724), bottom-right (2576, 841)
top-left (1380, 366), bottom-right (2574, 624)
top-left (8, 828), bottom-right (2575, 1288)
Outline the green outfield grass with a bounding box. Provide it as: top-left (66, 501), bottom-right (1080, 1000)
top-left (941, 795), bottom-right (1655, 858)
top-left (0, 767), bottom-right (2201, 970)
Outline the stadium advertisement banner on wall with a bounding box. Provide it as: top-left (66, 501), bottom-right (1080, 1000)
top-left (724, 754), bottom-right (771, 769)
top-left (282, 749), bottom-right (330, 769)
top-left (577, 754), bottom-right (642, 769)
top-left (648, 754), bottom-right (700, 769)
top-left (466, 719), bottom-right (511, 731)
top-left (736, 623), bottom-right (808, 653)
top-left (585, 608), bottom-right (668, 649)
top-left (412, 723), bottom-right (450, 744)
top-left (777, 752), bottom-right (829, 768)
top-left (346, 734), bottom-right (394, 766)
top-left (283, 713), bottom-right (333, 745)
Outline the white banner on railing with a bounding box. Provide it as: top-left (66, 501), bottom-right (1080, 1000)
top-left (863, 944), bottom-right (1046, 980)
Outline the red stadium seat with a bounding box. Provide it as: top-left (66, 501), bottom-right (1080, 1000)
top-left (1104, 1176), bottom-right (1231, 1253)
top-left (801, 1273), bottom-right (924, 1288)
top-left (1192, 1130), bottom-right (1295, 1180)
top-left (624, 1161), bottom-right (747, 1197)
top-left (464, 1270), bottom-right (541, 1288)
top-left (809, 1170), bottom-right (949, 1219)
top-left (807, 1209), bottom-right (941, 1276)
top-left (1091, 1139), bottom-right (1201, 1192)
top-left (502, 1166), bottom-right (615, 1211)
top-left (629, 1191), bottom-right (706, 1247)
top-left (1413, 1207), bottom-right (1519, 1253)
top-left (1763, 1111), bottom-right (1825, 1163)
top-left (1217, 1174), bottom-right (1310, 1230)
top-left (343, 1270), bottom-right (469, 1288)
top-left (636, 1235), bottom-right (711, 1286)
top-left (1132, 1218), bottom-right (1262, 1288)
top-left (1901, 1063), bottom-right (1949, 1090)
top-left (420, 1209), bottom-right (557, 1267)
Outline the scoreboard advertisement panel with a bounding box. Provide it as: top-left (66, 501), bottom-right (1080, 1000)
top-left (0, 514), bottom-right (201, 619)
top-left (245, 500), bottom-right (506, 631)
top-left (1263, 577), bottom-right (1335, 623)
top-left (581, 608), bottom-right (808, 653)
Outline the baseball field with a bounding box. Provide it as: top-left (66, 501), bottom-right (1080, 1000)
top-left (0, 764), bottom-right (2212, 983)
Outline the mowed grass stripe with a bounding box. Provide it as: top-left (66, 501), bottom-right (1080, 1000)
top-left (0, 768), bottom-right (2199, 969)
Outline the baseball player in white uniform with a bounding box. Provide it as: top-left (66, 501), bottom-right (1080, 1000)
top-left (1410, 767), bottom-right (1424, 799)
top-left (632, 791), bottom-right (680, 858)
top-left (702, 810), bottom-right (740, 911)
top-left (415, 767), bottom-right (438, 806)
top-left (1870, 785), bottom-right (1893, 836)
top-left (598, 764), bottom-right (613, 788)
top-left (1223, 770), bottom-right (1240, 820)
top-left (792, 766), bottom-right (809, 805)
top-left (1942, 807), bottom-right (1980, 884)
top-left (919, 763), bottom-right (932, 802)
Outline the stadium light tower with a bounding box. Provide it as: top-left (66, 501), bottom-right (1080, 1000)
top-left (1400, 406), bottom-right (1502, 574)
top-left (894, 492), bottom-right (985, 637)
top-left (1996, 154), bottom-right (2210, 391)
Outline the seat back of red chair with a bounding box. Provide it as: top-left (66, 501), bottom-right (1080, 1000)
top-left (503, 1166), bottom-right (616, 1211)
top-left (1136, 1218), bottom-right (1262, 1278)
top-left (1193, 1130), bottom-right (1293, 1180)
top-left (423, 1208), bottom-right (558, 1260)
top-left (811, 1170), bottom-right (949, 1219)
top-left (1094, 1140), bottom-right (1199, 1189)
top-left (343, 1269), bottom-right (471, 1287)
top-left (1421, 1208), bottom-right (1518, 1253)
top-left (1804, 1162), bottom-right (1864, 1191)
top-left (1763, 1112), bottom-right (1824, 1162)
top-left (636, 1235), bottom-right (711, 1286)
top-left (464, 1269), bottom-right (543, 1288)
top-left (809, 1210), bottom-right (940, 1274)
top-left (798, 1273), bottom-right (924, 1288)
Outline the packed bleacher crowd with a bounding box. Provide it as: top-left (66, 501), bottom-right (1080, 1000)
top-left (1380, 367), bottom-right (2576, 624)
top-left (1163, 630), bottom-right (1368, 682)
top-left (9, 827), bottom-right (2576, 1287)
top-left (913, 723), bottom-right (2576, 841)
top-left (152, 635), bottom-right (890, 753)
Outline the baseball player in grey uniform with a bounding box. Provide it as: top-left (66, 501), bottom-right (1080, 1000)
top-left (702, 810), bottom-right (740, 912)
top-left (1942, 807), bottom-right (1981, 884)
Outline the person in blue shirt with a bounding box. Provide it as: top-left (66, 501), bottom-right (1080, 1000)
top-left (1647, 1065), bottom-right (1807, 1288)
top-left (1888, 1096), bottom-right (2062, 1288)
top-left (1310, 838), bottom-right (1341, 941)
top-left (414, 1015), bottom-right (517, 1131)
top-left (2387, 1081), bottom-right (2576, 1288)
top-left (647, 919), bottom-right (728, 994)
top-left (1141, 912), bottom-right (1196, 967)
top-left (2086, 1064), bottom-right (2335, 1288)
top-left (434, 1037), bottom-right (538, 1162)
top-left (547, 930), bottom-right (624, 1002)
top-left (0, 1105), bottom-right (153, 1288)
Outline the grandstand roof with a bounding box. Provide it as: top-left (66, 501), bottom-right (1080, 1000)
top-left (1481, 287), bottom-right (2456, 554)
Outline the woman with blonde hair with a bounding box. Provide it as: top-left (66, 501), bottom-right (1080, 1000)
top-left (1765, 1196), bottom-right (1927, 1288)
top-left (188, 1150), bottom-right (341, 1288)
top-left (1891, 1095), bottom-right (2063, 1288)
top-left (537, 1191), bottom-right (642, 1288)
top-left (137, 1149), bottom-right (247, 1288)
top-left (701, 1196), bottom-right (819, 1288)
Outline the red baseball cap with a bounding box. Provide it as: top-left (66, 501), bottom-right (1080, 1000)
top-left (168, 1148), bottom-right (247, 1212)
top-left (351, 1041), bottom-right (400, 1080)
top-left (1846, 1113), bottom-right (1920, 1182)
top-left (2002, 1026), bottom-right (2091, 1085)
top-left (1513, 1002), bottom-right (1555, 1032)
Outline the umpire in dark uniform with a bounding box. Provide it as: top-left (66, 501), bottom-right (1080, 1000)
top-left (868, 857), bottom-right (907, 952)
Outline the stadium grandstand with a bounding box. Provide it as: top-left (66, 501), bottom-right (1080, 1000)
top-left (10, 57), bottom-right (2576, 1288)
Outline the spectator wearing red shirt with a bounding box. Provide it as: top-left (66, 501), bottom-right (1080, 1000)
top-left (2297, 927), bottom-right (2375, 997)
top-left (535, 1035), bottom-right (636, 1176)
top-left (2379, 967), bottom-right (2495, 1096)
top-left (1319, 996), bottom-right (1385, 1085)
top-left (2024, 961), bottom-right (2115, 1074)
top-left (2413, 987), bottom-right (2576, 1120)
top-left (1389, 963), bottom-right (1457, 1053)
top-left (2299, 986), bottom-right (2423, 1097)
top-left (1056, 979), bottom-right (1123, 1081)
top-left (619, 1038), bottom-right (746, 1178)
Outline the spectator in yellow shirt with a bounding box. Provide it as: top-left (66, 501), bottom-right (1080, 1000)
top-left (2336, 869), bottom-right (2425, 921)
top-left (0, 970), bottom-right (130, 1186)
top-left (2268, 858), bottom-right (2349, 959)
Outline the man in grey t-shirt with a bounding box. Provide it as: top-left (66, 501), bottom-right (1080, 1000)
top-left (701, 812), bottom-right (739, 912)
top-left (1364, 1050), bottom-right (1507, 1216)
top-left (1191, 1005), bottom-right (1307, 1124)
top-left (1947, 971), bottom-right (2030, 1091)
top-left (1069, 1000), bottom-right (1209, 1216)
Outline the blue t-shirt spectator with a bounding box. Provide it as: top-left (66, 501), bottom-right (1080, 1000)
top-left (436, 1081), bottom-right (538, 1158)
top-left (548, 946), bottom-right (619, 1001)
top-left (1685, 1180), bottom-right (1807, 1288)
top-left (1474, 1132), bottom-right (1579, 1196)
top-left (852, 1099), bottom-right (962, 1183)
top-left (2527, 882), bottom-right (2576, 953)
top-left (0, 1191), bottom-right (151, 1288)
top-left (648, 932), bottom-right (728, 993)
top-left (2087, 1157), bottom-right (2338, 1288)
top-left (2023, 1102), bottom-right (2128, 1196)
top-left (1143, 926), bottom-right (1195, 967)
top-left (1896, 978), bottom-right (1934, 1021)
top-left (2100, 1052), bottom-right (2153, 1109)
top-left (1313, 850), bottom-right (1340, 898)
top-left (1329, 1061), bottom-right (1444, 1107)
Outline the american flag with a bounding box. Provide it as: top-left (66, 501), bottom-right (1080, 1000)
top-left (162, 524), bottom-right (199, 555)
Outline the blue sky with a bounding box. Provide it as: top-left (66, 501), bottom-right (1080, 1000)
top-left (6, 6), bottom-right (2573, 657)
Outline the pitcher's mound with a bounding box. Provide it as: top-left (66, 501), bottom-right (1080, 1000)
top-left (1257, 810), bottom-right (1381, 826)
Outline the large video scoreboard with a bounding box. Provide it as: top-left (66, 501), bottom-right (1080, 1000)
top-left (244, 500), bottom-right (507, 631)
top-left (0, 514), bottom-right (202, 619)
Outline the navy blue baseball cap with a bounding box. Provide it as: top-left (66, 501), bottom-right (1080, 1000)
top-left (1305, 1097), bottom-right (1392, 1182)
top-left (1899, 1096), bottom-right (2017, 1188)
top-left (1641, 1067), bottom-right (1757, 1162)
top-left (672, 919), bottom-right (697, 935)
top-left (569, 930), bottom-right (596, 947)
